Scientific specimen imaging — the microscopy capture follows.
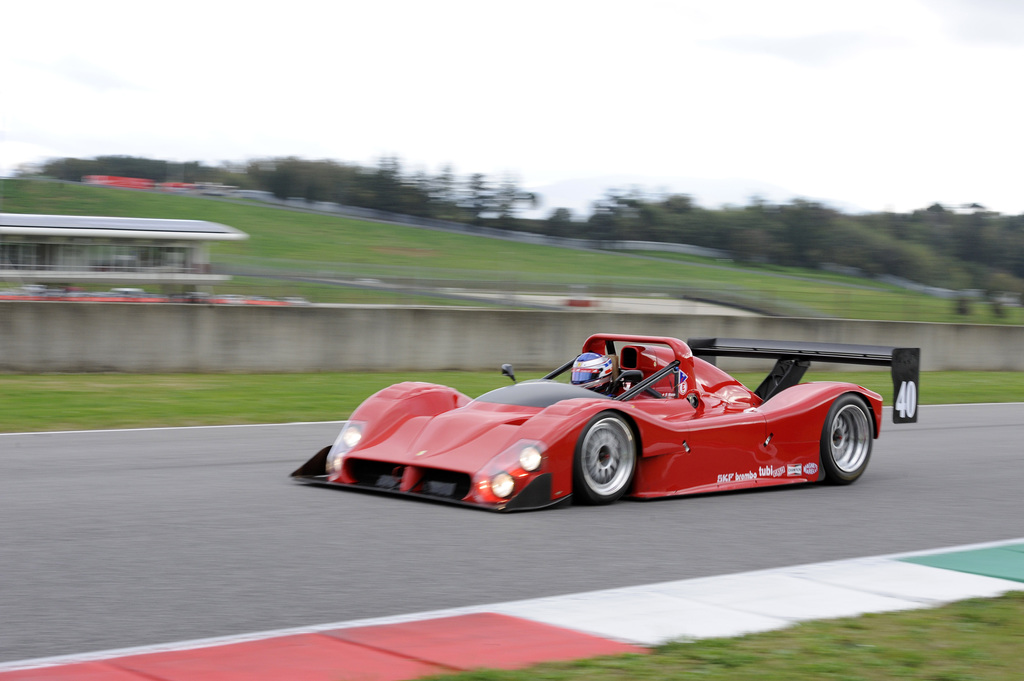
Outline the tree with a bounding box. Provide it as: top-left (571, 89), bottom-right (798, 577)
top-left (492, 176), bottom-right (538, 229)
top-left (545, 207), bottom-right (576, 237)
top-left (461, 173), bottom-right (494, 225)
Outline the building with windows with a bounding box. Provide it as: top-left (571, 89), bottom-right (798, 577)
top-left (0, 213), bottom-right (248, 288)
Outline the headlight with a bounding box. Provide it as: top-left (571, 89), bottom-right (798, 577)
top-left (326, 449), bottom-right (344, 474)
top-left (490, 472), bottom-right (515, 498)
top-left (333, 421), bottom-right (364, 452)
top-left (326, 421), bottom-right (365, 475)
top-left (519, 445), bottom-right (543, 472)
top-left (471, 439), bottom-right (547, 505)
top-left (341, 424), bottom-right (363, 449)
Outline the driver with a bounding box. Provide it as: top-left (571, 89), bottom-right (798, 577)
top-left (570, 352), bottom-right (617, 394)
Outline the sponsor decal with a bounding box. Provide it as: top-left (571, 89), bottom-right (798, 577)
top-left (656, 371), bottom-right (689, 398)
top-left (718, 471), bottom-right (758, 483)
top-left (758, 465), bottom-right (785, 478)
top-left (803, 462), bottom-right (819, 475)
top-left (721, 465), bottom-right (797, 483)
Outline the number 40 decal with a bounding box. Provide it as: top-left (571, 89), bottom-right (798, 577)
top-left (891, 348), bottom-right (920, 424)
top-left (895, 380), bottom-right (918, 420)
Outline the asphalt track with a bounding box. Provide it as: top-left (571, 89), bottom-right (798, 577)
top-left (2, 403), bottom-right (1023, 663)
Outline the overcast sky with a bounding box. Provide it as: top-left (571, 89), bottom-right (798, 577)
top-left (2, 0), bottom-right (1022, 215)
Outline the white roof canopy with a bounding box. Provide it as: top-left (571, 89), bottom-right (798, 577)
top-left (0, 213), bottom-right (249, 241)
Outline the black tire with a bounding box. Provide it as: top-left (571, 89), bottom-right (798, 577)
top-left (573, 412), bottom-right (637, 504)
top-left (820, 394), bottom-right (873, 485)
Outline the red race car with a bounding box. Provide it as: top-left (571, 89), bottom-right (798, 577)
top-left (292, 334), bottom-right (919, 511)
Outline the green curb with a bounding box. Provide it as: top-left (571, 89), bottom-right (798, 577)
top-left (902, 543), bottom-right (1024, 583)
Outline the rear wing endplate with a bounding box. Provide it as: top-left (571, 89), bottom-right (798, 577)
top-left (687, 338), bottom-right (919, 423)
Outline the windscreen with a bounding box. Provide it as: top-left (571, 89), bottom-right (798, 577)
top-left (475, 380), bottom-right (609, 408)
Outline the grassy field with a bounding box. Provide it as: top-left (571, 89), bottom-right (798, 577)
top-left (5, 179), bottom-right (1020, 323)
top-left (1, 369), bottom-right (1022, 433)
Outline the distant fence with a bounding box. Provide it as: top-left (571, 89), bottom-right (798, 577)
top-left (2, 302), bottom-right (1023, 373)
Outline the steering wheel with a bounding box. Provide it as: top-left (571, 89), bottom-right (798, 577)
top-left (613, 370), bottom-right (665, 398)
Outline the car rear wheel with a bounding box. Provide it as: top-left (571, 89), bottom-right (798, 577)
top-left (573, 412), bottom-right (637, 504)
top-left (820, 394), bottom-right (873, 484)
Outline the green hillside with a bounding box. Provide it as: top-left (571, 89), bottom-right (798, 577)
top-left (3, 179), bottom-right (1018, 323)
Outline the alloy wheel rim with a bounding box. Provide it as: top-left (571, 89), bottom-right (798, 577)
top-left (581, 418), bottom-right (634, 495)
top-left (830, 404), bottom-right (870, 473)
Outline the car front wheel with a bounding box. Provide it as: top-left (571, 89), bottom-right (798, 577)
top-left (573, 412), bottom-right (637, 504)
top-left (820, 394), bottom-right (873, 484)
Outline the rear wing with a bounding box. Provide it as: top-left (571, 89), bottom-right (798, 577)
top-left (686, 338), bottom-right (920, 423)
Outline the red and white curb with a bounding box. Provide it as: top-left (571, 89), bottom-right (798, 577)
top-left (2, 538), bottom-right (1021, 680)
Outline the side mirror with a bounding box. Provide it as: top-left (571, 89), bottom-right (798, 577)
top-left (501, 363), bottom-right (516, 383)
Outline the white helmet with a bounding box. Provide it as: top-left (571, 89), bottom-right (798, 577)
top-left (570, 352), bottom-right (614, 391)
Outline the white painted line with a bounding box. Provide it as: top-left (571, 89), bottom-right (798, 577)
top-left (878, 535), bottom-right (1024, 559)
top-left (493, 589), bottom-right (790, 643)
top-left (788, 557), bottom-right (1021, 603)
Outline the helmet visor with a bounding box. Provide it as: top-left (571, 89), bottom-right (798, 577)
top-left (571, 367), bottom-right (600, 384)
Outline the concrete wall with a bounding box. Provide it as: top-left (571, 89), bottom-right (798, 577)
top-left (2, 302), bottom-right (1022, 373)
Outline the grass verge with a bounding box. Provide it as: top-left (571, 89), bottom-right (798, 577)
top-left (421, 592), bottom-right (1024, 681)
top-left (1, 370), bottom-right (1022, 433)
